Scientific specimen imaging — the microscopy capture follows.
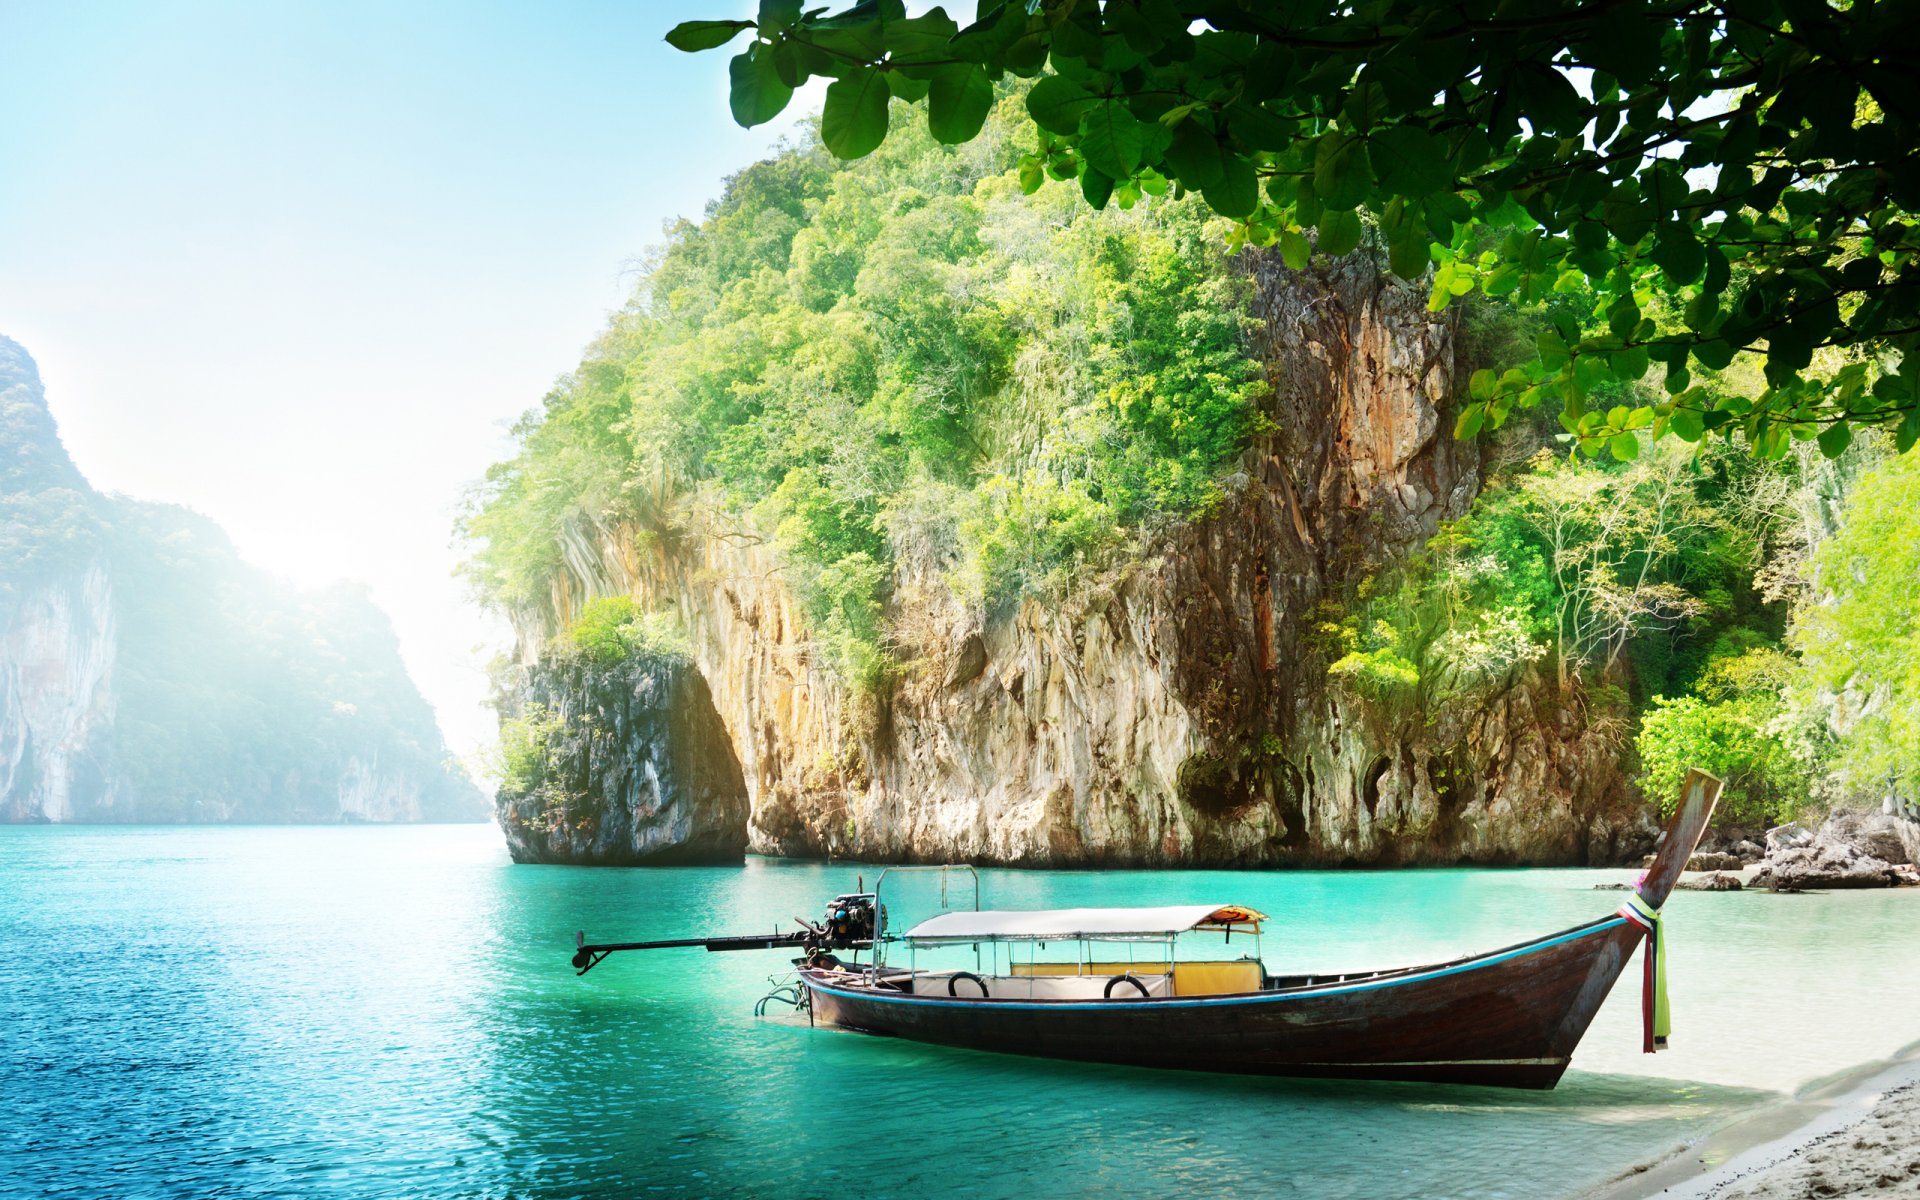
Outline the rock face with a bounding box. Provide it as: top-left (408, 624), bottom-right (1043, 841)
top-left (495, 653), bottom-right (749, 864)
top-left (500, 254), bottom-right (1650, 867)
top-left (0, 335), bottom-right (484, 823)
top-left (1754, 810), bottom-right (1919, 890)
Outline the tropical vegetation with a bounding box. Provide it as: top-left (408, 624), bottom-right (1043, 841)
top-left (676, 1), bottom-right (1920, 463)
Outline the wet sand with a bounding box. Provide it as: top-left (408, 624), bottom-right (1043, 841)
top-left (1586, 1047), bottom-right (1920, 1199)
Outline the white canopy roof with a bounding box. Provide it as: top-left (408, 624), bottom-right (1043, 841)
top-left (901, 904), bottom-right (1263, 944)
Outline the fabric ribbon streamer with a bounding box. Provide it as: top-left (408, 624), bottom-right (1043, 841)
top-left (1616, 892), bottom-right (1669, 1053)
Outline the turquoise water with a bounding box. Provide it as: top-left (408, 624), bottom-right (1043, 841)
top-left (3, 826), bottom-right (1917, 1200)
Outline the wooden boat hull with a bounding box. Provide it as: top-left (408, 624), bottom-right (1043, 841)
top-left (802, 916), bottom-right (1644, 1089)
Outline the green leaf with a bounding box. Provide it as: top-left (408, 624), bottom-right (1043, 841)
top-left (666, 20), bottom-right (754, 52)
top-left (1313, 132), bottom-right (1373, 210)
top-left (757, 1), bottom-right (802, 33)
top-left (1017, 155), bottom-right (1044, 195)
top-left (1611, 347), bottom-right (1650, 384)
top-left (1369, 125), bottom-right (1450, 196)
top-left (821, 68), bottom-right (890, 159)
top-left (885, 72), bottom-right (930, 102)
top-left (1456, 403), bottom-right (1487, 440)
top-left (1278, 228), bottom-right (1311, 271)
top-left (1899, 407), bottom-right (1920, 454)
top-left (1080, 166), bottom-right (1115, 210)
top-left (1027, 75), bottom-right (1096, 136)
top-left (928, 64), bottom-right (993, 144)
top-left (1651, 223), bottom-right (1707, 284)
top-left (1817, 422), bottom-right (1853, 459)
top-left (1514, 62), bottom-right (1586, 136)
top-left (1224, 101), bottom-right (1295, 151)
top-left (1317, 208), bottom-right (1363, 258)
top-left (1484, 263), bottom-right (1522, 296)
top-left (1387, 222), bottom-right (1428, 280)
top-left (1669, 406), bottom-right (1706, 442)
top-left (1535, 328), bottom-right (1569, 370)
top-left (1693, 338), bottom-right (1737, 371)
top-left (1164, 120), bottom-right (1227, 190)
top-left (1079, 101), bottom-right (1147, 178)
top-left (728, 46), bottom-right (794, 128)
top-left (1202, 151), bottom-right (1259, 219)
top-left (1609, 431), bottom-right (1641, 461)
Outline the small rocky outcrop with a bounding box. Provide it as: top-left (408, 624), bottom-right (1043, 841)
top-left (1753, 810), bottom-right (1920, 890)
top-left (1686, 852), bottom-right (1748, 872)
top-left (1674, 872), bottom-right (1743, 891)
top-left (495, 653), bottom-right (749, 865)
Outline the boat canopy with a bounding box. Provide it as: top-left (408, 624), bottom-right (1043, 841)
top-left (901, 904), bottom-right (1266, 945)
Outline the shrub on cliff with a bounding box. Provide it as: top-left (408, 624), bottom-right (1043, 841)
top-left (557, 596), bottom-right (691, 668)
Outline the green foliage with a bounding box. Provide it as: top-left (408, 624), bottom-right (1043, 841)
top-left (677, 1), bottom-right (1920, 459)
top-left (498, 703), bottom-right (565, 796)
top-left (558, 596), bottom-right (691, 667)
top-left (1326, 434), bottom-right (1816, 834)
top-left (957, 472), bottom-right (1122, 607)
top-left (1793, 449), bottom-right (1920, 798)
top-left (1328, 646), bottom-right (1421, 700)
top-left (1346, 440), bottom-right (1754, 709)
top-left (463, 94), bottom-right (1265, 687)
top-left (1635, 666), bottom-right (1807, 827)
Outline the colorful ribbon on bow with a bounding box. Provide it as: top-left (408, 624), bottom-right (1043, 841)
top-left (1616, 892), bottom-right (1668, 1053)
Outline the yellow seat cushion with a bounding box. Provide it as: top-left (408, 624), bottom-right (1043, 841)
top-left (1171, 960), bottom-right (1263, 996)
top-left (1008, 959), bottom-right (1263, 996)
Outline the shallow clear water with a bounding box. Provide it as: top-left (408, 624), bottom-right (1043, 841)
top-left (2, 826), bottom-right (1916, 1200)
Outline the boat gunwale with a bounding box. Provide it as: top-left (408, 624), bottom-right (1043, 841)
top-left (805, 913), bottom-right (1632, 1011)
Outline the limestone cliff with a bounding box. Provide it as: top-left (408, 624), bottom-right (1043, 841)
top-left (494, 652), bottom-right (749, 864)
top-left (0, 560), bottom-right (117, 822)
top-left (497, 254), bottom-right (1651, 867)
top-left (0, 335), bottom-right (484, 823)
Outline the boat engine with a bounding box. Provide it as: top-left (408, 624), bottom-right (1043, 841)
top-left (819, 893), bottom-right (878, 949)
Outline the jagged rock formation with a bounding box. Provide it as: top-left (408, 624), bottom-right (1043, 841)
top-left (1753, 810), bottom-right (1920, 890)
top-left (0, 335), bottom-right (484, 823)
top-left (496, 253), bottom-right (1652, 867)
top-left (495, 653), bottom-right (748, 864)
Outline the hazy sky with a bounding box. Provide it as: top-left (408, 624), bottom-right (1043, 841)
top-left (0, 1), bottom-right (820, 758)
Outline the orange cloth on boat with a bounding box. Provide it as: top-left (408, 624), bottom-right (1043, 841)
top-left (1205, 906), bottom-right (1266, 927)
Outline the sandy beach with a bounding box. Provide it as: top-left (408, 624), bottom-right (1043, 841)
top-left (1589, 1050), bottom-right (1920, 1199)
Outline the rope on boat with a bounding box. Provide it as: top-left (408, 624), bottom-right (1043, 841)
top-left (754, 982), bottom-right (807, 1017)
top-left (1616, 892), bottom-right (1670, 1053)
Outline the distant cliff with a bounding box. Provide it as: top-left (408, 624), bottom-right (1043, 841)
top-left (0, 335), bottom-right (484, 823)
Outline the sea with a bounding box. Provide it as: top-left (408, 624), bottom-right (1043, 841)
top-left (3, 824), bottom-right (1917, 1200)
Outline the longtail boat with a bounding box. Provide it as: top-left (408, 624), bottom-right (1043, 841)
top-left (572, 769), bottom-right (1722, 1089)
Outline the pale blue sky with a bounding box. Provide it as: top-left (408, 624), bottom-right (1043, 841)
top-left (0, 1), bottom-right (820, 758)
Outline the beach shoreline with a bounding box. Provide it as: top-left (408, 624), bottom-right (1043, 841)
top-left (1583, 1044), bottom-right (1920, 1200)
